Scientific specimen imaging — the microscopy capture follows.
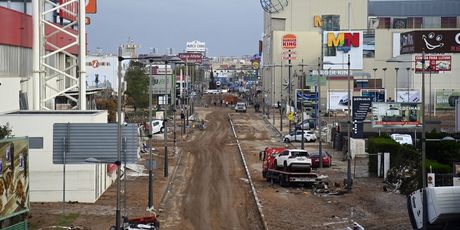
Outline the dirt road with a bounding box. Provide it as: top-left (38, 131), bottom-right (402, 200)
top-left (159, 106), bottom-right (263, 230)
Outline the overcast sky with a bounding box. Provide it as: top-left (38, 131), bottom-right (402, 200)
top-left (86, 0), bottom-right (263, 57)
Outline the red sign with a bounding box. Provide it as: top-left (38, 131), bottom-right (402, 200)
top-left (59, 0), bottom-right (97, 22)
top-left (415, 55), bottom-right (451, 73)
top-left (282, 34), bottom-right (297, 49)
top-left (178, 53), bottom-right (203, 64)
top-left (85, 17), bottom-right (91, 25)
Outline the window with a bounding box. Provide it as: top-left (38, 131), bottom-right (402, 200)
top-left (29, 137), bottom-right (44, 149)
top-left (377, 17), bottom-right (390, 29)
top-left (407, 17), bottom-right (423, 28)
top-left (423, 17), bottom-right (441, 28)
top-left (354, 80), bottom-right (369, 89)
top-left (441, 17), bottom-right (457, 28)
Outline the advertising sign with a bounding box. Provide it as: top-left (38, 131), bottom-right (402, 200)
top-left (435, 89), bottom-right (460, 109)
top-left (415, 55), bottom-right (451, 73)
top-left (323, 31), bottom-right (363, 70)
top-left (372, 102), bottom-right (421, 128)
top-left (178, 53), bottom-right (203, 64)
top-left (282, 34), bottom-right (297, 49)
top-left (328, 91), bottom-right (349, 110)
top-left (396, 89), bottom-right (421, 103)
top-left (352, 97), bottom-right (372, 138)
top-left (361, 89), bottom-right (385, 102)
top-left (400, 30), bottom-right (460, 54)
top-left (59, 0), bottom-right (97, 22)
top-left (0, 138), bottom-right (29, 221)
top-left (152, 75), bottom-right (173, 95)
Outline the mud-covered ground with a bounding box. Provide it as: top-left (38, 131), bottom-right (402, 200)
top-left (28, 93), bottom-right (412, 230)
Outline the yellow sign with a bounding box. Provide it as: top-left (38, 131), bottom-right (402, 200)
top-left (252, 61), bottom-right (260, 70)
top-left (313, 16), bottom-right (322, 27)
top-left (287, 112), bottom-right (294, 121)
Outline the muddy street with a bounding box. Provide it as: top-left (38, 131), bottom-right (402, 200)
top-left (160, 105), bottom-right (263, 230)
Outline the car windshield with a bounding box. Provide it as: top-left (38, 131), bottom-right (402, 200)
top-left (291, 151), bottom-right (309, 157)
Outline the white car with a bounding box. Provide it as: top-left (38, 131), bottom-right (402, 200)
top-left (150, 119), bottom-right (164, 134)
top-left (274, 149), bottom-right (312, 172)
top-left (235, 102), bottom-right (247, 112)
top-left (283, 130), bottom-right (317, 143)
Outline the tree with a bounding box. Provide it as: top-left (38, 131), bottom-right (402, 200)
top-left (125, 62), bottom-right (149, 111)
top-left (0, 123), bottom-right (12, 139)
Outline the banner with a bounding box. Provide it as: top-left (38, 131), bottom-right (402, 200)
top-left (415, 55), bottom-right (451, 73)
top-left (435, 89), bottom-right (460, 109)
top-left (372, 102), bottom-right (421, 128)
top-left (328, 91), bottom-right (349, 110)
top-left (361, 89), bottom-right (385, 102)
top-left (396, 89), bottom-right (421, 103)
top-left (0, 138), bottom-right (29, 221)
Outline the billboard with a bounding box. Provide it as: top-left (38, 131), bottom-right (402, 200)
top-left (0, 138), bottom-right (29, 221)
top-left (396, 89), bottom-right (421, 103)
top-left (435, 89), bottom-right (460, 109)
top-left (415, 55), bottom-right (451, 73)
top-left (400, 30), bottom-right (460, 54)
top-left (323, 31), bottom-right (363, 70)
top-left (178, 53), bottom-right (203, 64)
top-left (328, 91), bottom-right (349, 110)
top-left (282, 34), bottom-right (297, 49)
top-left (372, 102), bottom-right (421, 127)
top-left (361, 89), bottom-right (385, 103)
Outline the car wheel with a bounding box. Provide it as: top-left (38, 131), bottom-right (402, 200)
top-left (284, 138), bottom-right (290, 143)
top-left (160, 127), bottom-right (164, 133)
top-left (304, 138), bottom-right (308, 142)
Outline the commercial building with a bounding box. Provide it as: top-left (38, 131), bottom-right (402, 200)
top-left (262, 0), bottom-right (460, 117)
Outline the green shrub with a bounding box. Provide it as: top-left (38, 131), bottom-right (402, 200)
top-left (425, 159), bottom-right (452, 173)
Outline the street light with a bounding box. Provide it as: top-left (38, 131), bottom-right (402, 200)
top-left (373, 68), bottom-right (378, 90)
top-left (395, 67), bottom-right (400, 101)
top-left (324, 54), bottom-right (352, 190)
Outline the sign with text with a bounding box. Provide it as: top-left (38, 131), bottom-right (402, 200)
top-left (323, 31), bottom-right (363, 70)
top-left (282, 34), bottom-right (297, 49)
top-left (415, 55), bottom-right (451, 73)
top-left (435, 89), bottom-right (460, 109)
top-left (178, 53), bottom-right (203, 64)
top-left (400, 30), bottom-right (460, 54)
top-left (352, 97), bottom-right (372, 138)
top-left (372, 102), bottom-right (421, 128)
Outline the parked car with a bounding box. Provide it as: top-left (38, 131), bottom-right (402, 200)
top-left (283, 130), bottom-right (317, 143)
top-left (274, 149), bottom-right (312, 172)
top-left (235, 102), bottom-right (247, 112)
top-left (390, 134), bottom-right (413, 145)
top-left (296, 119), bottom-right (315, 130)
top-left (310, 151), bottom-right (332, 168)
top-left (145, 119), bottom-right (164, 134)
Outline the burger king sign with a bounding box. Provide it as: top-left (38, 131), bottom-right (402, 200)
top-left (282, 34), bottom-right (297, 49)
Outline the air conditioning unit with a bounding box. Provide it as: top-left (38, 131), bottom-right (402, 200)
top-left (393, 18), bottom-right (407, 29)
top-left (368, 17), bottom-right (379, 29)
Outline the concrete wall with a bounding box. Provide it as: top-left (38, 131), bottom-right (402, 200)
top-left (0, 111), bottom-right (115, 203)
top-left (0, 77), bottom-right (20, 113)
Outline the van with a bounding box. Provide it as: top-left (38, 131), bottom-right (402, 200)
top-left (150, 119), bottom-right (164, 134)
top-left (390, 134), bottom-right (413, 145)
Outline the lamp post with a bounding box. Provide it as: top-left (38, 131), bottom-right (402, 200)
top-left (115, 46), bottom-right (123, 229)
top-left (421, 51), bottom-right (428, 229)
top-left (406, 67), bottom-right (411, 102)
top-left (346, 54), bottom-right (352, 191)
top-left (280, 62), bottom-right (284, 132)
top-left (382, 67), bottom-right (387, 96)
top-left (395, 67), bottom-right (400, 101)
top-left (373, 68), bottom-right (377, 90)
top-left (147, 59), bottom-right (155, 211)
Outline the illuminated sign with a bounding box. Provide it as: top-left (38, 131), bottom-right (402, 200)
top-left (282, 34), bottom-right (297, 49)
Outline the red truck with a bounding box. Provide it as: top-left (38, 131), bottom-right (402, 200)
top-left (261, 147), bottom-right (323, 187)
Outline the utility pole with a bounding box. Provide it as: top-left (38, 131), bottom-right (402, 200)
top-left (164, 60), bottom-right (168, 177)
top-left (421, 51), bottom-right (427, 230)
top-left (300, 61), bottom-right (305, 150)
top-left (288, 51), bottom-right (292, 132)
top-left (147, 59), bottom-right (154, 211)
top-left (280, 62), bottom-right (283, 132)
top-left (317, 57), bottom-right (323, 168)
top-left (346, 54), bottom-right (352, 191)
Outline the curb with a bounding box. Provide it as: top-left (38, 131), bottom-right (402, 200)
top-left (228, 114), bottom-right (269, 230)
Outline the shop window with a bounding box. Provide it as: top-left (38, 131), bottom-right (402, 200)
top-left (377, 17), bottom-right (390, 29)
top-left (441, 17), bottom-right (457, 28)
top-left (407, 17), bottom-right (423, 28)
